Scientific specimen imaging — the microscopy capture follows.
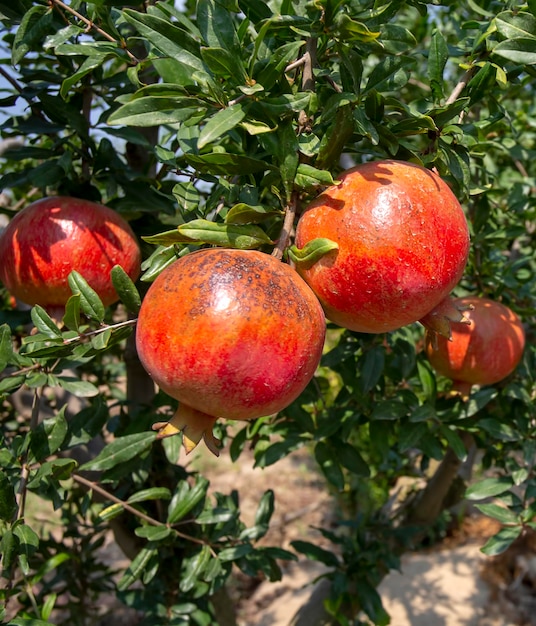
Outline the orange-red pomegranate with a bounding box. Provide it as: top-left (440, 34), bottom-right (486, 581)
top-left (294, 160), bottom-right (470, 333)
top-left (425, 297), bottom-right (525, 396)
top-left (0, 196), bottom-right (141, 316)
top-left (136, 248), bottom-right (326, 455)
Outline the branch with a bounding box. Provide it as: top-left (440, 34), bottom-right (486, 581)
top-left (13, 387), bottom-right (42, 521)
top-left (71, 473), bottom-right (215, 553)
top-left (272, 191), bottom-right (299, 260)
top-left (445, 66), bottom-right (478, 106)
top-left (62, 318), bottom-right (137, 345)
top-left (49, 0), bottom-right (139, 64)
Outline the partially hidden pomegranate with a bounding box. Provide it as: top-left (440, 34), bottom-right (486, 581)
top-left (425, 297), bottom-right (525, 397)
top-left (135, 248), bottom-right (326, 456)
top-left (0, 196), bottom-right (141, 318)
top-left (294, 160), bottom-right (470, 334)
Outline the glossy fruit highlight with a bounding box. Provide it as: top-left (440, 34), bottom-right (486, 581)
top-left (135, 248), bottom-right (326, 455)
top-left (425, 297), bottom-right (525, 395)
top-left (0, 196), bottom-right (141, 317)
top-left (294, 160), bottom-right (470, 334)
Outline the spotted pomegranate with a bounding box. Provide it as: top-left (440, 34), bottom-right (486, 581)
top-left (0, 196), bottom-right (141, 318)
top-left (135, 248), bottom-right (326, 455)
top-left (425, 297), bottom-right (525, 396)
top-left (294, 160), bottom-right (470, 334)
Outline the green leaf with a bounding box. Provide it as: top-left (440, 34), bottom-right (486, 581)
top-left (180, 544), bottom-right (212, 592)
top-left (371, 399), bottom-right (409, 421)
top-left (167, 476), bottom-right (209, 524)
top-left (60, 54), bottom-right (110, 100)
top-left (26, 458), bottom-right (78, 488)
top-left (111, 265), bottom-right (142, 314)
top-left (79, 432), bottom-right (157, 472)
top-left (335, 441), bottom-right (370, 477)
top-left (294, 163), bottom-right (337, 190)
top-left (224, 203), bottom-right (283, 224)
top-left (178, 219), bottom-right (273, 248)
top-left (134, 526), bottom-right (174, 541)
top-left (0, 470), bottom-right (17, 521)
top-left (62, 294), bottom-right (81, 332)
top-left (198, 104), bottom-right (247, 150)
top-left (184, 152), bottom-right (275, 175)
top-left (122, 10), bottom-right (204, 75)
top-left (67, 271), bottom-right (105, 323)
top-left (288, 238), bottom-right (339, 269)
top-left (56, 378), bottom-right (99, 398)
top-left (358, 347), bottom-right (385, 393)
top-left (218, 544), bottom-right (253, 562)
top-left (29, 406), bottom-right (68, 461)
top-left (117, 546), bottom-right (158, 591)
top-left (0, 324), bottom-right (13, 372)
top-left (200, 46), bottom-right (247, 81)
top-left (128, 487), bottom-right (172, 504)
top-left (495, 11), bottom-right (536, 40)
top-left (316, 103), bottom-right (356, 169)
top-left (364, 56), bottom-right (415, 93)
top-left (11, 4), bottom-right (49, 65)
top-left (291, 540), bottom-right (339, 567)
top-left (480, 526), bottom-right (522, 556)
top-left (30, 306), bottom-right (63, 338)
top-left (474, 503), bottom-right (519, 525)
top-left (108, 97), bottom-right (207, 127)
top-left (428, 28), bottom-right (448, 100)
top-left (315, 441), bottom-right (344, 491)
top-left (466, 477), bottom-right (514, 501)
top-left (493, 37), bottom-right (536, 64)
top-left (439, 425), bottom-right (468, 461)
top-left (197, 0), bottom-right (240, 51)
top-left (13, 522), bottom-right (39, 575)
top-left (417, 360), bottom-right (436, 401)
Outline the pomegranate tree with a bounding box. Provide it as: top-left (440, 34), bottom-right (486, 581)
top-left (0, 196), bottom-right (141, 318)
top-left (135, 248), bottom-right (326, 455)
top-left (294, 160), bottom-right (470, 334)
top-left (425, 296), bottom-right (525, 396)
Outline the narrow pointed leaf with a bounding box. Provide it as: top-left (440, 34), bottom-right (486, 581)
top-left (198, 104), bottom-right (247, 149)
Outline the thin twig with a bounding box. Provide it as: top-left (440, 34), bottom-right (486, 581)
top-left (285, 56), bottom-right (307, 73)
top-left (71, 473), bottom-right (216, 553)
top-left (13, 387), bottom-right (43, 521)
top-left (0, 67), bottom-right (23, 93)
top-left (272, 191), bottom-right (299, 260)
top-left (49, 0), bottom-right (139, 64)
top-left (62, 318), bottom-right (137, 345)
top-left (445, 66), bottom-right (478, 105)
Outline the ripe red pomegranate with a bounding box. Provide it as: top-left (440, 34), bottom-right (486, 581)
top-left (294, 160), bottom-right (470, 334)
top-left (0, 196), bottom-right (141, 318)
top-left (425, 297), bottom-right (525, 396)
top-left (136, 248), bottom-right (326, 456)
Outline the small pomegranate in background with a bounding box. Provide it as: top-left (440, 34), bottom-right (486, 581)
top-left (425, 297), bottom-right (525, 397)
top-left (135, 248), bottom-right (326, 456)
top-left (294, 160), bottom-right (470, 334)
top-left (0, 196), bottom-right (141, 318)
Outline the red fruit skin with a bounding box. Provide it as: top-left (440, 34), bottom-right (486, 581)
top-left (294, 160), bottom-right (470, 333)
top-left (136, 248), bottom-right (326, 421)
top-left (425, 297), bottom-right (525, 387)
top-left (0, 196), bottom-right (141, 309)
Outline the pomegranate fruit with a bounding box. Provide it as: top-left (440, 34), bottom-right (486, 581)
top-left (0, 196), bottom-right (141, 318)
top-left (135, 248), bottom-right (326, 455)
top-left (425, 297), bottom-right (525, 396)
top-left (294, 159), bottom-right (470, 334)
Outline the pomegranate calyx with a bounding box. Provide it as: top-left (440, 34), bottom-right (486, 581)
top-left (420, 296), bottom-right (473, 343)
top-left (450, 380), bottom-right (473, 401)
top-left (288, 237), bottom-right (339, 269)
top-left (152, 404), bottom-right (221, 457)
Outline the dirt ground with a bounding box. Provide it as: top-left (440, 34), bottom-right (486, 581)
top-left (191, 444), bottom-right (536, 626)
